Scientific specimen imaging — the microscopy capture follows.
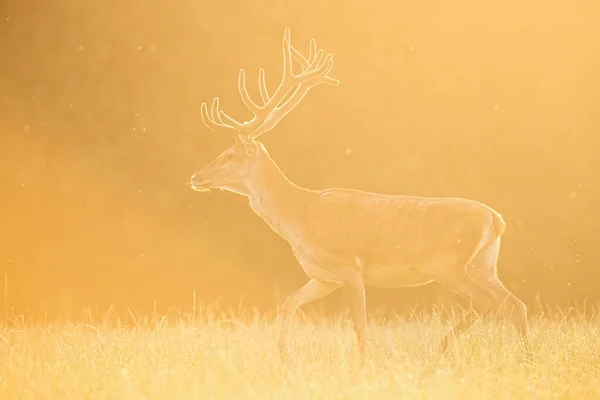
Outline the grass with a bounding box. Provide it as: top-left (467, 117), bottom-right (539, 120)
top-left (1, 305), bottom-right (599, 399)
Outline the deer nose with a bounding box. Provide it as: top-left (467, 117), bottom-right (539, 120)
top-left (190, 174), bottom-right (212, 190)
top-left (190, 171), bottom-right (201, 181)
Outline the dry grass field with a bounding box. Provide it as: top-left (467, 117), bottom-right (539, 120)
top-left (1, 304), bottom-right (599, 399)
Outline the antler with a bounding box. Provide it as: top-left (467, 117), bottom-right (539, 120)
top-left (201, 28), bottom-right (339, 139)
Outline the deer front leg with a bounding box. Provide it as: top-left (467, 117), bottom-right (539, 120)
top-left (276, 278), bottom-right (340, 361)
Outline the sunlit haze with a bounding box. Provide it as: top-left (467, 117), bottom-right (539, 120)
top-left (1, 1), bottom-right (599, 398)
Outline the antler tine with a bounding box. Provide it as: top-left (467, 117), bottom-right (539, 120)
top-left (200, 98), bottom-right (238, 136)
top-left (309, 38), bottom-right (316, 64)
top-left (213, 98), bottom-right (244, 131)
top-left (258, 68), bottom-right (269, 105)
top-left (200, 103), bottom-right (215, 131)
top-left (281, 28), bottom-right (294, 83)
top-left (238, 69), bottom-right (263, 116)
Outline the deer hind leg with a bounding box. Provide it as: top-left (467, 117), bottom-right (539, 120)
top-left (472, 240), bottom-right (531, 346)
top-left (477, 276), bottom-right (532, 357)
top-left (276, 279), bottom-right (340, 360)
top-left (428, 267), bottom-right (498, 354)
top-left (465, 237), bottom-right (532, 356)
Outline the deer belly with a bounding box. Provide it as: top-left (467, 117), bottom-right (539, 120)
top-left (291, 246), bottom-right (347, 283)
top-left (363, 264), bottom-right (433, 288)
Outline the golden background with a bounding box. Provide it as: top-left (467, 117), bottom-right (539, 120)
top-left (0, 0), bottom-right (598, 319)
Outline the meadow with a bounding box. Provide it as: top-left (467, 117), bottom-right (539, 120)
top-left (1, 304), bottom-right (599, 399)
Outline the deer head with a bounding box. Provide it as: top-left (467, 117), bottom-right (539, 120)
top-left (189, 134), bottom-right (265, 195)
top-left (189, 28), bottom-right (339, 196)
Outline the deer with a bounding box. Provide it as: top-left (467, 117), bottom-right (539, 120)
top-left (189, 28), bottom-right (532, 362)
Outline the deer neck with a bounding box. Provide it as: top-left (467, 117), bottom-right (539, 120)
top-left (246, 156), bottom-right (310, 242)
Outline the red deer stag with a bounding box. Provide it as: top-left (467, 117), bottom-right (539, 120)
top-left (190, 28), bottom-right (531, 361)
